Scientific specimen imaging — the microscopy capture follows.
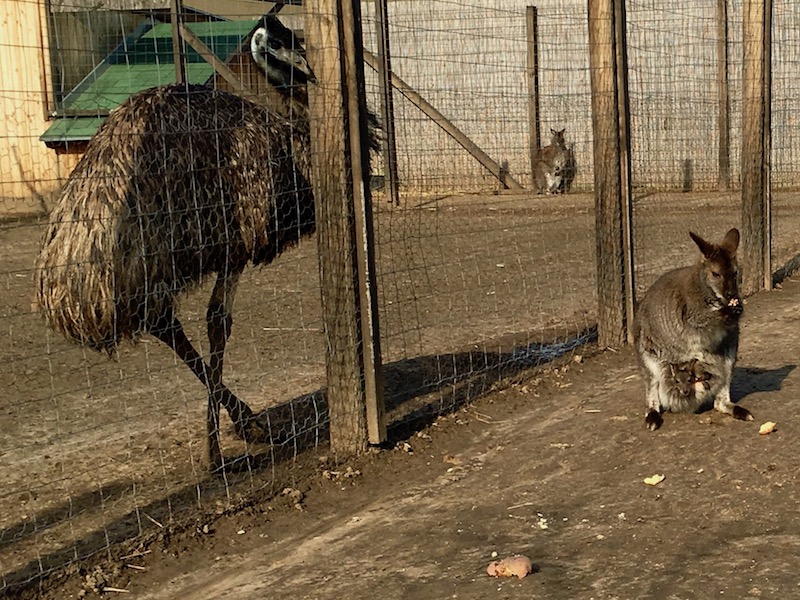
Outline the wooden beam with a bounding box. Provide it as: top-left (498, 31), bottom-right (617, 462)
top-left (763, 0), bottom-right (772, 290)
top-left (363, 49), bottom-right (524, 190)
top-left (615, 0), bottom-right (635, 344)
top-left (588, 0), bottom-right (626, 348)
top-left (178, 23), bottom-right (255, 97)
top-left (374, 0), bottom-right (400, 205)
top-left (343, 0), bottom-right (387, 446)
top-left (170, 0), bottom-right (186, 84)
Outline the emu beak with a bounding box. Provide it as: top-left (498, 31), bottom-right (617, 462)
top-left (272, 45), bottom-right (317, 83)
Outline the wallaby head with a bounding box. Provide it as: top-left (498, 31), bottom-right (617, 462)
top-left (550, 128), bottom-right (567, 149)
top-left (669, 360), bottom-right (697, 397)
top-left (669, 358), bottom-right (712, 398)
top-left (689, 228), bottom-right (742, 312)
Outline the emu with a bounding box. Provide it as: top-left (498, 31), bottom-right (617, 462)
top-left (34, 15), bottom-right (377, 471)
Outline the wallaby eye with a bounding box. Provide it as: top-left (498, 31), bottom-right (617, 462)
top-left (711, 271), bottom-right (721, 278)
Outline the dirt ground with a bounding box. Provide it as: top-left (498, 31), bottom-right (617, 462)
top-left (2, 190), bottom-right (800, 597)
top-left (17, 273), bottom-right (800, 600)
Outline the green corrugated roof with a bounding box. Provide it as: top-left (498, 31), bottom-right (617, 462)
top-left (41, 19), bottom-right (258, 145)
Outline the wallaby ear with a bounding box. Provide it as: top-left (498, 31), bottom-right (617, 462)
top-left (689, 231), bottom-right (716, 259)
top-left (719, 228), bottom-right (740, 254)
top-left (550, 128), bottom-right (557, 135)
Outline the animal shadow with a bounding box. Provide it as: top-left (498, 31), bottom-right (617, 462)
top-left (731, 364), bottom-right (796, 402)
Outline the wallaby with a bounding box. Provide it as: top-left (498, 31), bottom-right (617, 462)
top-left (669, 359), bottom-right (712, 399)
top-left (533, 128), bottom-right (570, 195)
top-left (633, 228), bottom-right (752, 430)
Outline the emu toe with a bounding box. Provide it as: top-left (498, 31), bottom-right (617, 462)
top-left (645, 409), bottom-right (664, 431)
top-left (234, 416), bottom-right (270, 444)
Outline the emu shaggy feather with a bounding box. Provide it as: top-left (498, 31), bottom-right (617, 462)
top-left (35, 84), bottom-right (314, 353)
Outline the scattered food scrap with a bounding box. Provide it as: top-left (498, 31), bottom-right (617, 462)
top-left (759, 421), bottom-right (777, 435)
top-left (643, 474), bottom-right (666, 486)
top-left (486, 555), bottom-right (534, 579)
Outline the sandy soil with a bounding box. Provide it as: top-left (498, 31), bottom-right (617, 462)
top-left (2, 190), bottom-right (800, 598)
top-left (15, 274), bottom-right (800, 600)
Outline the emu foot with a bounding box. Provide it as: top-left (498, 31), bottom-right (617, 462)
top-left (732, 405), bottom-right (754, 422)
top-left (210, 453), bottom-right (272, 474)
top-left (645, 409), bottom-right (664, 431)
top-left (233, 414), bottom-right (271, 444)
top-left (232, 409), bottom-right (299, 445)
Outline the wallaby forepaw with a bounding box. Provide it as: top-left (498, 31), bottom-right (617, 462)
top-left (732, 405), bottom-right (754, 422)
top-left (645, 410), bottom-right (663, 431)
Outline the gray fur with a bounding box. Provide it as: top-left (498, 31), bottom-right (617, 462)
top-left (533, 128), bottom-right (571, 194)
top-left (632, 228), bottom-right (752, 430)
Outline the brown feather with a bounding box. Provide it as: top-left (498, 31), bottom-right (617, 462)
top-left (34, 83), bottom-right (315, 352)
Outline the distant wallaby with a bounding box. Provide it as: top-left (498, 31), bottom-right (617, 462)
top-left (669, 359), bottom-right (712, 399)
top-left (533, 128), bottom-right (571, 195)
top-left (633, 228), bottom-right (752, 430)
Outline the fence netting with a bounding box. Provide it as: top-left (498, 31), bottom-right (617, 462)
top-left (2, 0), bottom-right (800, 596)
top-left (360, 0), bottom-right (596, 424)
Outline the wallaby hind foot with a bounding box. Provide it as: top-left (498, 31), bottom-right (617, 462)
top-left (645, 409), bottom-right (664, 431)
top-left (733, 405), bottom-right (754, 421)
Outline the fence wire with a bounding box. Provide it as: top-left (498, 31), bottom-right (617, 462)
top-left (3, 0), bottom-right (800, 596)
top-left (361, 1), bottom-right (596, 423)
top-left (771, 2), bottom-right (800, 272)
top-left (627, 0), bottom-right (800, 300)
top-left (1, 2), bottom-right (333, 592)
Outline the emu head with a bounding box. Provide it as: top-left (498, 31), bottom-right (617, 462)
top-left (250, 15), bottom-right (317, 89)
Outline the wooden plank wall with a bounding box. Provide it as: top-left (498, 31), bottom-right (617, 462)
top-left (0, 0), bottom-right (80, 216)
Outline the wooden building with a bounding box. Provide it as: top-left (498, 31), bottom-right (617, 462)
top-left (0, 0), bottom-right (299, 216)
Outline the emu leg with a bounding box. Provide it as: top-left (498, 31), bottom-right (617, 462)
top-left (206, 271), bottom-right (267, 452)
top-left (151, 308), bottom-right (256, 471)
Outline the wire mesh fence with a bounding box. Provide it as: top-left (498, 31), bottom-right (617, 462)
top-left (2, 1), bottom-right (334, 591)
top-left (2, 0), bottom-right (800, 596)
top-left (359, 0), bottom-right (597, 425)
top-left (362, 0), bottom-right (593, 193)
top-left (627, 0), bottom-right (800, 300)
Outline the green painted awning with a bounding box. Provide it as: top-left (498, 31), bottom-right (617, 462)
top-left (41, 19), bottom-right (259, 146)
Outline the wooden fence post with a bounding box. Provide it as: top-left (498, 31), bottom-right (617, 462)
top-left (588, 0), bottom-right (630, 348)
top-left (717, 0), bottom-right (731, 190)
top-left (526, 5), bottom-right (541, 178)
top-left (304, 1), bottom-right (386, 454)
top-left (741, 0), bottom-right (772, 295)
